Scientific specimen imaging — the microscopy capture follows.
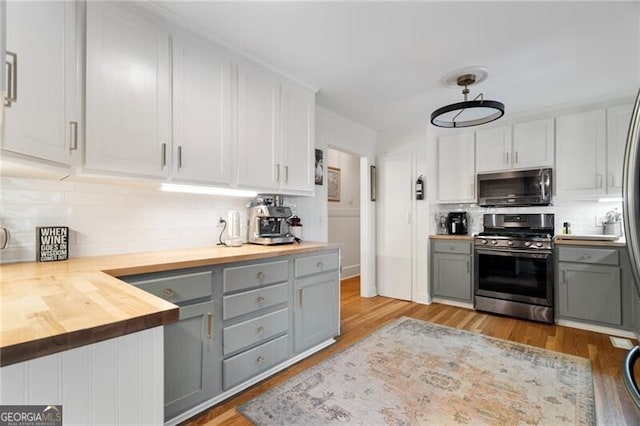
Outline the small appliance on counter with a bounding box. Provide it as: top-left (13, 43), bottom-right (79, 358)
top-left (446, 212), bottom-right (468, 235)
top-left (247, 197), bottom-right (296, 245)
top-left (603, 209), bottom-right (623, 237)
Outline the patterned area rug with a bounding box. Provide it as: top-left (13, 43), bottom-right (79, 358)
top-left (239, 317), bottom-right (595, 425)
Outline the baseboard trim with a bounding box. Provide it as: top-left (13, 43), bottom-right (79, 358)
top-left (555, 319), bottom-right (637, 339)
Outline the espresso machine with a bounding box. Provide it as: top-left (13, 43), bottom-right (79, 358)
top-left (247, 197), bottom-right (296, 245)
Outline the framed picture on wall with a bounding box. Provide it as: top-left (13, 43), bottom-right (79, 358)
top-left (328, 167), bottom-right (341, 202)
top-left (315, 149), bottom-right (324, 185)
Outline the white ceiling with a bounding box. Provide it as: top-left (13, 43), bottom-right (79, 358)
top-left (152, 1), bottom-right (640, 132)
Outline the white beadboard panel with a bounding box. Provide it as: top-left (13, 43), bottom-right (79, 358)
top-left (27, 352), bottom-right (61, 403)
top-left (117, 332), bottom-right (142, 425)
top-left (62, 345), bottom-right (91, 426)
top-left (91, 338), bottom-right (117, 425)
top-left (0, 177), bottom-right (248, 262)
top-left (0, 327), bottom-right (163, 425)
top-left (0, 362), bottom-right (26, 404)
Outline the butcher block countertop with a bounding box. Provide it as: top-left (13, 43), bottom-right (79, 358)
top-left (0, 242), bottom-right (338, 367)
top-left (554, 236), bottom-right (626, 248)
top-left (429, 234), bottom-right (474, 241)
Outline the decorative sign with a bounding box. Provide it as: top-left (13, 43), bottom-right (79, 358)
top-left (36, 226), bottom-right (69, 262)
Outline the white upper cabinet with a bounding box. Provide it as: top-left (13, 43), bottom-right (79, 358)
top-left (606, 104), bottom-right (634, 194)
top-left (437, 132), bottom-right (475, 203)
top-left (172, 32), bottom-right (232, 185)
top-left (556, 109), bottom-right (607, 198)
top-left (236, 60), bottom-right (281, 191)
top-left (475, 119), bottom-right (554, 173)
top-left (236, 59), bottom-right (315, 194)
top-left (512, 118), bottom-right (554, 170)
top-left (85, 2), bottom-right (171, 178)
top-left (279, 81), bottom-right (315, 193)
top-left (475, 126), bottom-right (512, 173)
top-left (4, 1), bottom-right (79, 166)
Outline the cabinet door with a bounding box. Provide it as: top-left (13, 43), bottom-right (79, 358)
top-left (557, 262), bottom-right (621, 326)
top-left (432, 252), bottom-right (472, 302)
top-left (280, 81), bottom-right (315, 194)
top-left (294, 271), bottom-right (340, 353)
top-left (555, 109), bottom-right (606, 198)
top-left (437, 132), bottom-right (475, 202)
top-left (512, 118), bottom-right (554, 169)
top-left (173, 33), bottom-right (232, 185)
top-left (475, 125), bottom-right (511, 173)
top-left (86, 2), bottom-right (170, 178)
top-left (4, 1), bottom-right (78, 165)
top-left (236, 60), bottom-right (280, 191)
top-left (606, 104), bottom-right (633, 195)
top-left (164, 300), bottom-right (217, 420)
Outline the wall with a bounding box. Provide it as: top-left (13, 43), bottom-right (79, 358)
top-left (0, 176), bottom-right (249, 263)
top-left (327, 148), bottom-right (360, 278)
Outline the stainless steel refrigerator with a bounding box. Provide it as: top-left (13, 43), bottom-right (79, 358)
top-left (621, 89), bottom-right (640, 408)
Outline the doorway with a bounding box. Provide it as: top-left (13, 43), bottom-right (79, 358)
top-left (326, 148), bottom-right (361, 279)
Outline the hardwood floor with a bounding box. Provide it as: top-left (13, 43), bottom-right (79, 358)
top-left (186, 276), bottom-right (640, 425)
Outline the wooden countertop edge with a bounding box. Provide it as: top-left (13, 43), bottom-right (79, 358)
top-left (429, 234), bottom-right (474, 241)
top-left (553, 239), bottom-right (626, 248)
top-left (1, 242), bottom-right (337, 366)
top-left (0, 308), bottom-right (179, 367)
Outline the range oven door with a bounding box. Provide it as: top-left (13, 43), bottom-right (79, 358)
top-left (474, 247), bottom-right (553, 307)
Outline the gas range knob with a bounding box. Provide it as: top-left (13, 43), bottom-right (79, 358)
top-left (481, 239), bottom-right (488, 245)
top-left (491, 240), bottom-right (498, 245)
top-left (507, 240), bottom-right (514, 246)
top-left (535, 242), bottom-right (543, 248)
top-left (524, 241), bottom-right (532, 247)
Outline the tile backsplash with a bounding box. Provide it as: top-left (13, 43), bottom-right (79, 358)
top-left (0, 177), bottom-right (250, 263)
top-left (433, 199), bottom-right (624, 236)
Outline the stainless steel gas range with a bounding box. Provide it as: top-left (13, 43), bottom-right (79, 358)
top-left (474, 213), bottom-right (555, 323)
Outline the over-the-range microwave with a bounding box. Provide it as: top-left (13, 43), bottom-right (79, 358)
top-left (477, 168), bottom-right (552, 207)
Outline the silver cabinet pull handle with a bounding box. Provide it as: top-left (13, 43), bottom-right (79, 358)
top-left (514, 151), bottom-right (518, 164)
top-left (257, 326), bottom-right (264, 335)
top-left (161, 143), bottom-right (167, 167)
top-left (207, 312), bottom-right (213, 339)
top-left (256, 271), bottom-right (265, 281)
top-left (256, 356), bottom-right (265, 365)
top-left (505, 151), bottom-right (509, 165)
top-left (284, 165), bottom-right (289, 183)
top-left (275, 164), bottom-right (280, 182)
top-left (316, 261), bottom-right (323, 269)
top-left (69, 121), bottom-right (78, 151)
top-left (449, 244), bottom-right (455, 250)
top-left (597, 174), bottom-right (603, 188)
top-left (298, 288), bottom-right (303, 307)
top-left (466, 260), bottom-right (470, 273)
top-left (256, 296), bottom-right (265, 305)
top-left (163, 288), bottom-right (174, 299)
top-left (609, 173), bottom-right (614, 188)
top-left (562, 270), bottom-right (566, 284)
top-left (177, 145), bottom-right (183, 170)
top-left (4, 51), bottom-right (17, 107)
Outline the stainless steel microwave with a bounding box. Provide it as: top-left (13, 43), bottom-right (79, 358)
top-left (477, 168), bottom-right (552, 207)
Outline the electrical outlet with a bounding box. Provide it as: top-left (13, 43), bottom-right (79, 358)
top-left (217, 217), bottom-right (226, 228)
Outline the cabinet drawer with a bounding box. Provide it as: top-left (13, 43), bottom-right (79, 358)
top-left (223, 282), bottom-right (288, 320)
top-left (223, 260), bottom-right (288, 293)
top-left (433, 240), bottom-right (471, 255)
top-left (223, 308), bottom-right (289, 356)
top-left (294, 252), bottom-right (339, 278)
top-left (129, 270), bottom-right (212, 304)
top-left (223, 334), bottom-right (289, 389)
top-left (558, 247), bottom-right (619, 265)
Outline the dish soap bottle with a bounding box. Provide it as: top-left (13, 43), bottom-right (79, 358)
top-left (562, 222), bottom-right (570, 235)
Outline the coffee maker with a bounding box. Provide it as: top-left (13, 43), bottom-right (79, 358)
top-left (447, 212), bottom-right (468, 235)
top-left (247, 197), bottom-right (296, 245)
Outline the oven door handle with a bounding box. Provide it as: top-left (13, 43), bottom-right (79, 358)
top-left (475, 248), bottom-right (552, 258)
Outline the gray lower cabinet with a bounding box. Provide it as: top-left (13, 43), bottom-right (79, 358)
top-left (556, 245), bottom-right (634, 329)
top-left (293, 251), bottom-right (341, 353)
top-left (221, 259), bottom-right (290, 390)
top-left (121, 268), bottom-right (220, 420)
top-left (430, 239), bottom-right (473, 303)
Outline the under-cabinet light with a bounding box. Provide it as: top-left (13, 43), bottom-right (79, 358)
top-left (160, 183), bottom-right (257, 198)
top-left (598, 197), bottom-right (624, 203)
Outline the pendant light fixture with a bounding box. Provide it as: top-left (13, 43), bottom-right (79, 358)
top-left (431, 72), bottom-right (505, 128)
